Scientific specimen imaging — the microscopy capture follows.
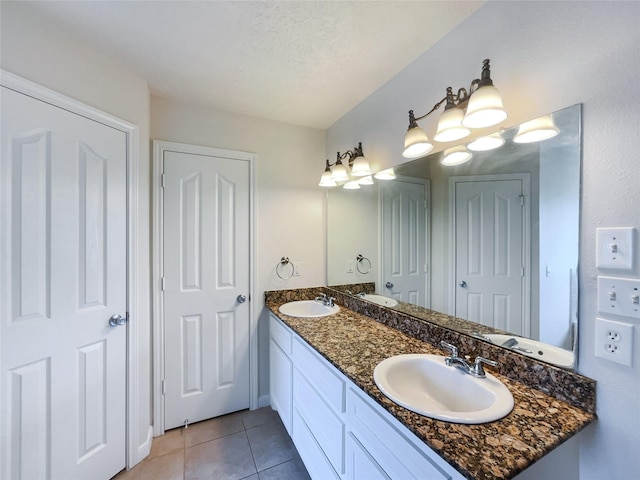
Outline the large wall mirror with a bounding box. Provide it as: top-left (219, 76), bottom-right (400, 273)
top-left (327, 104), bottom-right (582, 370)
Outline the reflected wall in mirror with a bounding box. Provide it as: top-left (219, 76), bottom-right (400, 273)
top-left (327, 104), bottom-right (582, 369)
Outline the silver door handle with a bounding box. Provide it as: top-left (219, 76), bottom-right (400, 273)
top-left (385, 282), bottom-right (394, 289)
top-left (237, 294), bottom-right (247, 304)
top-left (459, 281), bottom-right (467, 288)
top-left (109, 314), bottom-right (126, 327)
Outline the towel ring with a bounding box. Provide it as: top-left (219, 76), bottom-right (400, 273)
top-left (356, 254), bottom-right (372, 274)
top-left (276, 257), bottom-right (295, 280)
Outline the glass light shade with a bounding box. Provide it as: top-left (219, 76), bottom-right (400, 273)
top-left (403, 126), bottom-right (433, 159)
top-left (441, 146), bottom-right (473, 166)
top-left (343, 180), bottom-right (361, 190)
top-left (331, 162), bottom-right (349, 181)
top-left (467, 132), bottom-right (505, 151)
top-left (433, 107), bottom-right (471, 143)
top-left (513, 115), bottom-right (559, 143)
top-left (358, 175), bottom-right (374, 185)
top-left (374, 168), bottom-right (396, 180)
top-left (350, 155), bottom-right (372, 176)
top-left (462, 85), bottom-right (507, 128)
top-left (318, 169), bottom-right (337, 187)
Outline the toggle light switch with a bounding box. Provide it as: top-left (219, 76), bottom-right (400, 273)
top-left (596, 227), bottom-right (635, 270)
top-left (598, 276), bottom-right (640, 319)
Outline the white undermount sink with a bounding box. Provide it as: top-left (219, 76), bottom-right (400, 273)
top-left (362, 294), bottom-right (398, 308)
top-left (373, 354), bottom-right (514, 424)
top-left (278, 300), bottom-right (340, 318)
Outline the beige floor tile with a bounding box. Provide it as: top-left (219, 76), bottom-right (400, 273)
top-left (113, 448), bottom-right (184, 480)
top-left (149, 427), bottom-right (186, 459)
top-left (185, 410), bottom-right (245, 447)
top-left (185, 431), bottom-right (256, 480)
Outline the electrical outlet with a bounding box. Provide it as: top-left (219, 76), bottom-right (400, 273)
top-left (595, 318), bottom-right (633, 366)
top-left (292, 262), bottom-right (301, 276)
top-left (346, 260), bottom-right (354, 273)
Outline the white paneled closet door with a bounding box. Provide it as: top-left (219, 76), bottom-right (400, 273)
top-left (454, 176), bottom-right (529, 336)
top-left (0, 86), bottom-right (127, 479)
top-left (162, 148), bottom-right (250, 430)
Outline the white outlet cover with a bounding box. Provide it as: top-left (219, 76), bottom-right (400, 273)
top-left (596, 227), bottom-right (635, 270)
top-left (595, 317), bottom-right (633, 366)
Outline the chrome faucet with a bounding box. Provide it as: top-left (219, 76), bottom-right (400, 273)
top-left (345, 290), bottom-right (365, 298)
top-left (440, 341), bottom-right (498, 378)
top-left (314, 293), bottom-right (336, 307)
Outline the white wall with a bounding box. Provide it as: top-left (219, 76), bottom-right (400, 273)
top-left (327, 186), bottom-right (378, 286)
top-left (0, 1), bottom-right (153, 464)
top-left (326, 2), bottom-right (640, 478)
top-left (150, 96), bottom-right (326, 402)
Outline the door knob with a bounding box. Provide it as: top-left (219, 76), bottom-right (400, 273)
top-left (109, 314), bottom-right (126, 327)
top-left (459, 281), bottom-right (467, 288)
top-left (385, 282), bottom-right (394, 289)
top-left (237, 294), bottom-right (247, 304)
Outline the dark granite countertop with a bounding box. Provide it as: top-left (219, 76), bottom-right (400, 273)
top-left (265, 288), bottom-right (596, 480)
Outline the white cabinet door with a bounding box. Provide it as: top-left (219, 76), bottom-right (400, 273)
top-left (1, 86), bottom-right (127, 480)
top-left (270, 338), bottom-right (292, 435)
top-left (346, 434), bottom-right (391, 480)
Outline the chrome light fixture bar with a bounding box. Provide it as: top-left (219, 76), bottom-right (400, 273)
top-left (403, 59), bottom-right (507, 159)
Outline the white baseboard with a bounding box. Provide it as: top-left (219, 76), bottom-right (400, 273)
top-left (258, 394), bottom-right (271, 409)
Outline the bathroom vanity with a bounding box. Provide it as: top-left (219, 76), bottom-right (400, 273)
top-left (266, 287), bottom-right (596, 480)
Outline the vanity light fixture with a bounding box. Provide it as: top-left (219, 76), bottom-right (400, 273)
top-left (318, 142), bottom-right (372, 187)
top-left (513, 114), bottom-right (559, 143)
top-left (403, 59), bottom-right (507, 159)
top-left (441, 145), bottom-right (473, 166)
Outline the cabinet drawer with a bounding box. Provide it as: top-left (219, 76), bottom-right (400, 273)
top-left (270, 314), bottom-right (292, 354)
top-left (293, 368), bottom-right (345, 474)
top-left (292, 409), bottom-right (340, 480)
top-left (293, 336), bottom-right (345, 413)
top-left (347, 388), bottom-right (455, 480)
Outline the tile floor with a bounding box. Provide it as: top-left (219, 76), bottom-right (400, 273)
top-left (113, 407), bottom-right (311, 480)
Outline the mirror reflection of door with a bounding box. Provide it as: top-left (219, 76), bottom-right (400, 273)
top-left (451, 174), bottom-right (531, 337)
top-left (381, 178), bottom-right (430, 307)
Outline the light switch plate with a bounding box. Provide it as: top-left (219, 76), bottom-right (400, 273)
top-left (597, 276), bottom-right (640, 319)
top-left (596, 227), bottom-right (635, 270)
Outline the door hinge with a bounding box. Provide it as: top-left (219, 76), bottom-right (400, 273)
top-left (161, 277), bottom-right (166, 291)
top-left (519, 194), bottom-right (525, 206)
top-left (521, 266), bottom-right (525, 277)
top-left (162, 379), bottom-right (166, 395)
top-left (161, 173), bottom-right (166, 188)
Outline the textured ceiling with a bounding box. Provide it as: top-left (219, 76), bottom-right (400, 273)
top-left (18, 1), bottom-right (484, 129)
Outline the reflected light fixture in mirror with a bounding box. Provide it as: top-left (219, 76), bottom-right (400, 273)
top-left (441, 145), bottom-right (473, 166)
top-left (513, 115), bottom-right (559, 143)
top-left (402, 59), bottom-right (507, 159)
top-left (467, 131), bottom-right (505, 151)
top-left (319, 142), bottom-right (372, 187)
top-left (374, 168), bottom-right (396, 180)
